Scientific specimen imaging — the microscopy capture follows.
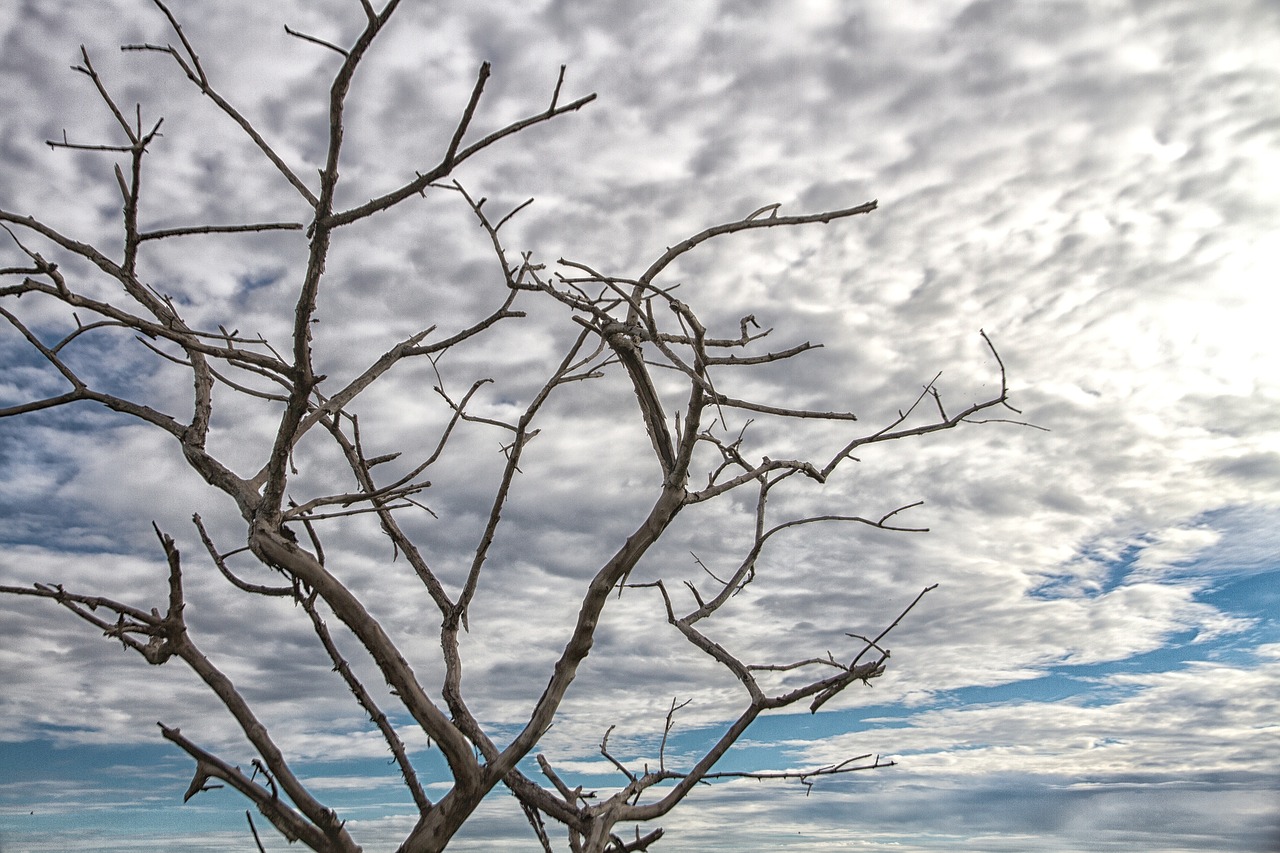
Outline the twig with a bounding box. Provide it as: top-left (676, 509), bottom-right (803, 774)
top-left (284, 24), bottom-right (349, 57)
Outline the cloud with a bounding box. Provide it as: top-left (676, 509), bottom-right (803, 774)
top-left (2, 0), bottom-right (1278, 850)
top-left (744, 646), bottom-right (1280, 851)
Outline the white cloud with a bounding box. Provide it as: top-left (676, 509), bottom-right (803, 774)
top-left (2, 0), bottom-right (1278, 849)
top-left (815, 651), bottom-right (1280, 778)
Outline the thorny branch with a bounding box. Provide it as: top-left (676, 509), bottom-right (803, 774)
top-left (0, 2), bottom-right (1034, 852)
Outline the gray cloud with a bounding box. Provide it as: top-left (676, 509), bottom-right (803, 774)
top-left (2, 0), bottom-right (1277, 849)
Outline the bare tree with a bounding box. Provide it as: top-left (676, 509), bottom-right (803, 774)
top-left (0, 3), bottom-right (1027, 852)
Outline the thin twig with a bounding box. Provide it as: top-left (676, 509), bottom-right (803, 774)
top-left (284, 24), bottom-right (349, 57)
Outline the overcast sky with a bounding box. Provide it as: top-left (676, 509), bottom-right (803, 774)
top-left (1, 0), bottom-right (1278, 851)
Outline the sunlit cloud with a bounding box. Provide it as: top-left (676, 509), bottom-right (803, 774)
top-left (2, 0), bottom-right (1277, 850)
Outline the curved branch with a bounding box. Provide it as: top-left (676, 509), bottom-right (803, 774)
top-left (160, 724), bottom-right (328, 849)
top-left (325, 70), bottom-right (596, 228)
top-left (638, 200), bottom-right (877, 289)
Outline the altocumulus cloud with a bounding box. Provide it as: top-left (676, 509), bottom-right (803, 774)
top-left (1, 0), bottom-right (1278, 851)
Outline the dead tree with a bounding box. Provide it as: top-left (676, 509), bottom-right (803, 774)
top-left (0, 3), bottom-right (1026, 851)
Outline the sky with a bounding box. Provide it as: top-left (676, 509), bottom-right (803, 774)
top-left (1, 0), bottom-right (1278, 851)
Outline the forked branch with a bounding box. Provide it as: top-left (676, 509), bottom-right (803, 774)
top-left (0, 3), bottom-right (1030, 851)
